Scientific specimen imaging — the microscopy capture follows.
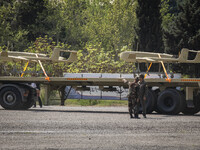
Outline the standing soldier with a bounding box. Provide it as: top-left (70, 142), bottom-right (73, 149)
top-left (138, 74), bottom-right (148, 118)
top-left (123, 77), bottom-right (140, 119)
top-left (31, 83), bottom-right (43, 108)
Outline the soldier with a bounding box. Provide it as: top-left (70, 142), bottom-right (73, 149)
top-left (31, 83), bottom-right (43, 108)
top-left (123, 77), bottom-right (140, 119)
top-left (30, 73), bottom-right (42, 108)
top-left (138, 74), bottom-right (148, 118)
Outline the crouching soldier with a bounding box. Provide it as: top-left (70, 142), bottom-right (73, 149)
top-left (123, 77), bottom-right (140, 119)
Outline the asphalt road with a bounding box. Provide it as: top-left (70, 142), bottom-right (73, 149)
top-left (0, 106), bottom-right (200, 150)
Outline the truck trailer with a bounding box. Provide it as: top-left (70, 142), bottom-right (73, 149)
top-left (0, 48), bottom-right (199, 115)
top-left (0, 75), bottom-right (199, 115)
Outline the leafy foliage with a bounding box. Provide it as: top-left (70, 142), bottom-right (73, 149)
top-left (83, 0), bottom-right (137, 51)
top-left (163, 0), bottom-right (200, 77)
top-left (0, 0), bottom-right (199, 76)
top-left (134, 0), bottom-right (164, 53)
top-left (66, 45), bottom-right (135, 74)
top-left (0, 1), bottom-right (29, 51)
top-left (160, 0), bottom-right (178, 32)
top-left (163, 0), bottom-right (200, 54)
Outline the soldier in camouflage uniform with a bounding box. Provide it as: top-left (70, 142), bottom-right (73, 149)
top-left (138, 74), bottom-right (148, 118)
top-left (123, 77), bottom-right (140, 119)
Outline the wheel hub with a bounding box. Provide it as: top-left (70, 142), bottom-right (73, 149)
top-left (3, 91), bottom-right (16, 105)
top-left (7, 95), bottom-right (14, 102)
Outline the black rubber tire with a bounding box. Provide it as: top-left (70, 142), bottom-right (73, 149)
top-left (0, 86), bottom-right (23, 110)
top-left (152, 89), bottom-right (162, 114)
top-left (177, 90), bottom-right (186, 113)
top-left (157, 89), bottom-right (184, 115)
top-left (139, 89), bottom-right (156, 114)
top-left (182, 93), bottom-right (200, 115)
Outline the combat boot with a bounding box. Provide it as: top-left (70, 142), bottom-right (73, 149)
top-left (143, 114), bottom-right (147, 118)
top-left (130, 114), bottom-right (134, 119)
top-left (134, 114), bottom-right (140, 119)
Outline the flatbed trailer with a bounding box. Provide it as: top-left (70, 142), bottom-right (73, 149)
top-left (0, 76), bottom-right (200, 87)
top-left (0, 76), bottom-right (200, 115)
top-left (1, 48), bottom-right (199, 115)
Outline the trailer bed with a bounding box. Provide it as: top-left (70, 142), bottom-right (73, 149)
top-left (0, 76), bottom-right (199, 87)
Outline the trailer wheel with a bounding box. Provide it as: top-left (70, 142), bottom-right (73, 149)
top-left (182, 93), bottom-right (200, 115)
top-left (157, 89), bottom-right (184, 115)
top-left (0, 87), bottom-right (22, 110)
top-left (152, 89), bottom-right (162, 114)
top-left (177, 90), bottom-right (186, 113)
top-left (139, 89), bottom-right (156, 114)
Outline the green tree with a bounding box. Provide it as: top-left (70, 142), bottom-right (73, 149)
top-left (161, 0), bottom-right (178, 32)
top-left (66, 45), bottom-right (135, 74)
top-left (35, 0), bottom-right (87, 49)
top-left (0, 1), bottom-right (28, 51)
top-left (163, 0), bottom-right (200, 77)
top-left (15, 0), bottom-right (46, 42)
top-left (134, 0), bottom-right (163, 53)
top-left (83, 0), bottom-right (137, 52)
top-left (0, 0), bottom-right (87, 51)
top-left (163, 0), bottom-right (200, 54)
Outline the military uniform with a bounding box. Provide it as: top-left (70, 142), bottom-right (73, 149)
top-left (32, 83), bottom-right (42, 108)
top-left (138, 80), bottom-right (148, 117)
top-left (127, 82), bottom-right (139, 118)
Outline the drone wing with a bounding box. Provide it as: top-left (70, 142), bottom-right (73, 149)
top-left (120, 51), bottom-right (174, 63)
top-left (0, 48), bottom-right (77, 63)
top-left (120, 49), bottom-right (200, 63)
top-left (0, 51), bottom-right (30, 62)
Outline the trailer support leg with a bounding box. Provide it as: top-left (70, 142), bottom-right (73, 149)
top-left (60, 86), bottom-right (67, 106)
top-left (59, 86), bottom-right (72, 106)
top-left (44, 84), bottom-right (50, 106)
top-left (186, 87), bottom-right (195, 108)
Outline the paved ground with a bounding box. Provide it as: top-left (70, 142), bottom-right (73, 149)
top-left (0, 106), bottom-right (200, 150)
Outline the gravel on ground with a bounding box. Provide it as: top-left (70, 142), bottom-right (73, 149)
top-left (0, 106), bottom-right (200, 150)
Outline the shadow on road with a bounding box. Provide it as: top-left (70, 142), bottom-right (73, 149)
top-left (28, 108), bottom-right (128, 114)
top-left (1, 107), bottom-right (200, 117)
top-left (27, 109), bottom-right (200, 117)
